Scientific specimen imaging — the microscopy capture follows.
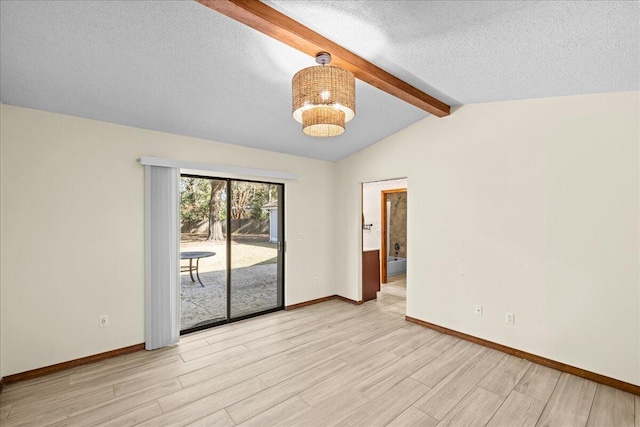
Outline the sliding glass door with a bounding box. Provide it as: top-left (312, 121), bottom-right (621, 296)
top-left (179, 177), bottom-right (228, 331)
top-left (179, 175), bottom-right (284, 334)
top-left (230, 181), bottom-right (283, 318)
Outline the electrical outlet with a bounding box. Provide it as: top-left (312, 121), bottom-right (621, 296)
top-left (299, 233), bottom-right (305, 240)
top-left (505, 312), bottom-right (515, 325)
top-left (474, 305), bottom-right (483, 316)
top-left (314, 277), bottom-right (319, 285)
top-left (99, 315), bottom-right (109, 328)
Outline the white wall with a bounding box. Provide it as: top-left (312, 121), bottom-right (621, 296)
top-left (336, 91), bottom-right (640, 386)
top-left (0, 104), bottom-right (337, 376)
top-left (362, 178), bottom-right (407, 251)
top-left (2, 91), bottom-right (639, 386)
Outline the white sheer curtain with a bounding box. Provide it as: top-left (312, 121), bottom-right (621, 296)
top-left (144, 165), bottom-right (180, 350)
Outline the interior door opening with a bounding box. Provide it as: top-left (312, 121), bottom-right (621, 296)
top-left (179, 175), bottom-right (284, 334)
top-left (380, 188), bottom-right (407, 284)
top-left (362, 178), bottom-right (407, 303)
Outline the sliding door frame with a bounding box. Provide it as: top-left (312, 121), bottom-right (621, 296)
top-left (180, 174), bottom-right (285, 335)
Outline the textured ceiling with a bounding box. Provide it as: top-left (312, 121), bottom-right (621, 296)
top-left (1, 1), bottom-right (638, 162)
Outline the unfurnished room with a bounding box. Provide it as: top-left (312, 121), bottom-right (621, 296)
top-left (0, 1), bottom-right (639, 426)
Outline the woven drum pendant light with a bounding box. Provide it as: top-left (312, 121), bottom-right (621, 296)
top-left (292, 52), bottom-right (355, 137)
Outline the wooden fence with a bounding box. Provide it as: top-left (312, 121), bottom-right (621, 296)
top-left (181, 218), bottom-right (269, 235)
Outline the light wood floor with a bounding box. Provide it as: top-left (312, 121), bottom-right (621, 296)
top-left (1, 277), bottom-right (637, 426)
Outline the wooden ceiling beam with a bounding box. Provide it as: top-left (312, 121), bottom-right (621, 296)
top-left (195, 0), bottom-right (450, 117)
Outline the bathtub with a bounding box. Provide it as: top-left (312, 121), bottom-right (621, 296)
top-left (387, 257), bottom-right (406, 276)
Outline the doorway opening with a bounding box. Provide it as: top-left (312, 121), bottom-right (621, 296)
top-left (362, 178), bottom-right (407, 302)
top-left (381, 189), bottom-right (407, 284)
top-left (179, 175), bottom-right (284, 334)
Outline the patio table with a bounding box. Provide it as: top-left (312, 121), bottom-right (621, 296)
top-left (180, 251), bottom-right (215, 287)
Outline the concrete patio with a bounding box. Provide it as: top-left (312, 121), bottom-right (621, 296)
top-left (180, 237), bottom-right (278, 330)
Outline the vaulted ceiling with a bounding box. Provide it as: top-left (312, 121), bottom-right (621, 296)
top-left (1, 1), bottom-right (638, 162)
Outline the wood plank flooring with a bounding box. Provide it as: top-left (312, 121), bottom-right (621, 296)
top-left (1, 276), bottom-right (637, 426)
